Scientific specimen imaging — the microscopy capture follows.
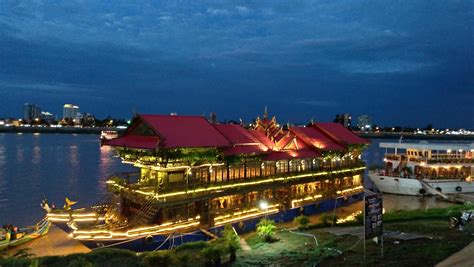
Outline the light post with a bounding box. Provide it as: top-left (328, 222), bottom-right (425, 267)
top-left (259, 200), bottom-right (269, 219)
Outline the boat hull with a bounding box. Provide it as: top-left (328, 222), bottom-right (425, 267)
top-left (368, 173), bottom-right (474, 196)
top-left (0, 219), bottom-right (50, 251)
top-left (76, 192), bottom-right (364, 252)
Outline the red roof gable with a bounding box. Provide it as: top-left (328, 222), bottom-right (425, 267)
top-left (248, 130), bottom-right (274, 150)
top-left (290, 126), bottom-right (345, 151)
top-left (139, 114), bottom-right (230, 148)
top-left (313, 123), bottom-right (370, 145)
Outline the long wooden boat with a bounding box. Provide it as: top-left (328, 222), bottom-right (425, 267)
top-left (0, 218), bottom-right (50, 251)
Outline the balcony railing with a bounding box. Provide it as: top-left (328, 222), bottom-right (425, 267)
top-left (107, 163), bottom-right (366, 204)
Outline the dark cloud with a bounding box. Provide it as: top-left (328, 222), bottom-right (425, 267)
top-left (0, 0), bottom-right (472, 127)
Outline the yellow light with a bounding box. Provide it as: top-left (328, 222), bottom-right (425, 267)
top-left (291, 194), bottom-right (323, 208)
top-left (337, 210), bottom-right (362, 224)
top-left (107, 167), bottom-right (366, 200)
top-left (215, 208), bottom-right (279, 226)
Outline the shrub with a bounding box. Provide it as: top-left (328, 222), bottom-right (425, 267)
top-left (222, 224), bottom-right (241, 262)
top-left (294, 215), bottom-right (310, 229)
top-left (320, 213), bottom-right (338, 226)
top-left (141, 251), bottom-right (173, 267)
top-left (201, 243), bottom-right (224, 267)
top-left (256, 218), bottom-right (277, 242)
top-left (174, 241), bottom-right (209, 252)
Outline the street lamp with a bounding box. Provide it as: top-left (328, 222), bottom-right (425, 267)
top-left (259, 200), bottom-right (269, 219)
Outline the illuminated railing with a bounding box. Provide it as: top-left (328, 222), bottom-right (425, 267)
top-left (107, 166), bottom-right (366, 202)
top-left (47, 212), bottom-right (106, 223)
top-left (72, 216), bottom-right (201, 240)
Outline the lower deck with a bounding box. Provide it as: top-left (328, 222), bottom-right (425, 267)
top-left (118, 172), bottom-right (364, 227)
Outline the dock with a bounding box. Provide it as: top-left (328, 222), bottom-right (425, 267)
top-left (9, 225), bottom-right (90, 257)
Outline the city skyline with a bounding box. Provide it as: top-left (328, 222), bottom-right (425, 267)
top-left (0, 1), bottom-right (473, 128)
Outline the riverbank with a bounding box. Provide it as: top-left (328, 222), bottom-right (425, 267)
top-left (0, 126), bottom-right (125, 134)
top-left (1, 204), bottom-right (472, 266)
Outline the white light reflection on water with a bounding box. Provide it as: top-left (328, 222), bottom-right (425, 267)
top-left (0, 133), bottom-right (133, 226)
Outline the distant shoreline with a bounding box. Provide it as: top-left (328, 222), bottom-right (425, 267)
top-left (0, 126), bottom-right (125, 135)
top-left (1, 126), bottom-right (473, 140)
top-left (358, 132), bottom-right (474, 141)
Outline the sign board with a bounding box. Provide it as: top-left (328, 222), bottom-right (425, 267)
top-left (364, 191), bottom-right (383, 240)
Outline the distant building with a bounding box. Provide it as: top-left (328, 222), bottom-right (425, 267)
top-left (63, 104), bottom-right (79, 120)
top-left (23, 103), bottom-right (42, 122)
top-left (333, 113), bottom-right (352, 128)
top-left (357, 115), bottom-right (372, 130)
top-left (79, 112), bottom-right (96, 127)
top-left (41, 111), bottom-right (55, 124)
top-left (342, 114), bottom-right (351, 128)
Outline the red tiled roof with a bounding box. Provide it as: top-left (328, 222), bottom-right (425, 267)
top-left (139, 114), bottom-right (230, 148)
top-left (104, 135), bottom-right (160, 150)
top-left (213, 124), bottom-right (260, 145)
top-left (105, 114), bottom-right (366, 156)
top-left (313, 123), bottom-right (370, 145)
top-left (290, 126), bottom-right (345, 151)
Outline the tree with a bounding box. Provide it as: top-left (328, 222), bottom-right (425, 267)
top-left (222, 224), bottom-right (240, 262)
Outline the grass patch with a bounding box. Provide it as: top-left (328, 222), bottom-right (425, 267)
top-left (1, 204), bottom-right (473, 266)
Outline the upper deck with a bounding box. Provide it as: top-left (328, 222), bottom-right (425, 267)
top-left (380, 142), bottom-right (474, 152)
top-left (381, 142), bottom-right (474, 164)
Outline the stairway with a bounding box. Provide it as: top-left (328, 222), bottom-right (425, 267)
top-left (130, 197), bottom-right (159, 226)
top-left (420, 180), bottom-right (449, 199)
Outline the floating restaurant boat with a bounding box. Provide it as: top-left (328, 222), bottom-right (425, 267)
top-left (47, 111), bottom-right (369, 251)
top-left (100, 130), bottom-right (119, 145)
top-left (369, 141), bottom-right (474, 196)
top-left (0, 218), bottom-right (50, 251)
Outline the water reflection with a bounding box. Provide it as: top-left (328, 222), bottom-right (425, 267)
top-left (98, 145), bottom-right (114, 196)
top-left (32, 146), bottom-right (41, 165)
top-left (0, 134), bottom-right (133, 226)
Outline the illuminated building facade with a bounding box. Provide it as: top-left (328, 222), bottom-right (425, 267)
top-left (48, 111), bottom-right (369, 251)
top-left (63, 104), bottom-right (79, 120)
top-left (104, 112), bottom-right (369, 226)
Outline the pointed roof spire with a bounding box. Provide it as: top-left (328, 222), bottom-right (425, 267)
top-left (264, 106), bottom-right (268, 119)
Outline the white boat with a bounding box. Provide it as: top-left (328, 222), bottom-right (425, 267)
top-left (368, 141), bottom-right (474, 196)
top-left (100, 130), bottom-right (118, 145)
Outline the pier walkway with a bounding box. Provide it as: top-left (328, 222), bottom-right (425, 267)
top-left (10, 225), bottom-right (90, 257)
top-left (436, 242), bottom-right (474, 267)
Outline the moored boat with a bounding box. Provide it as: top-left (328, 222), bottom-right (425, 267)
top-left (368, 141), bottom-right (474, 196)
top-left (47, 110), bottom-right (370, 251)
top-left (100, 130), bottom-right (119, 145)
top-left (0, 218), bottom-right (50, 251)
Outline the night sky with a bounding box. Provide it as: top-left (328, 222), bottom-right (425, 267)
top-left (0, 1), bottom-right (473, 128)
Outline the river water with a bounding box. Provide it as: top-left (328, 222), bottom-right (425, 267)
top-left (0, 133), bottom-right (470, 226)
